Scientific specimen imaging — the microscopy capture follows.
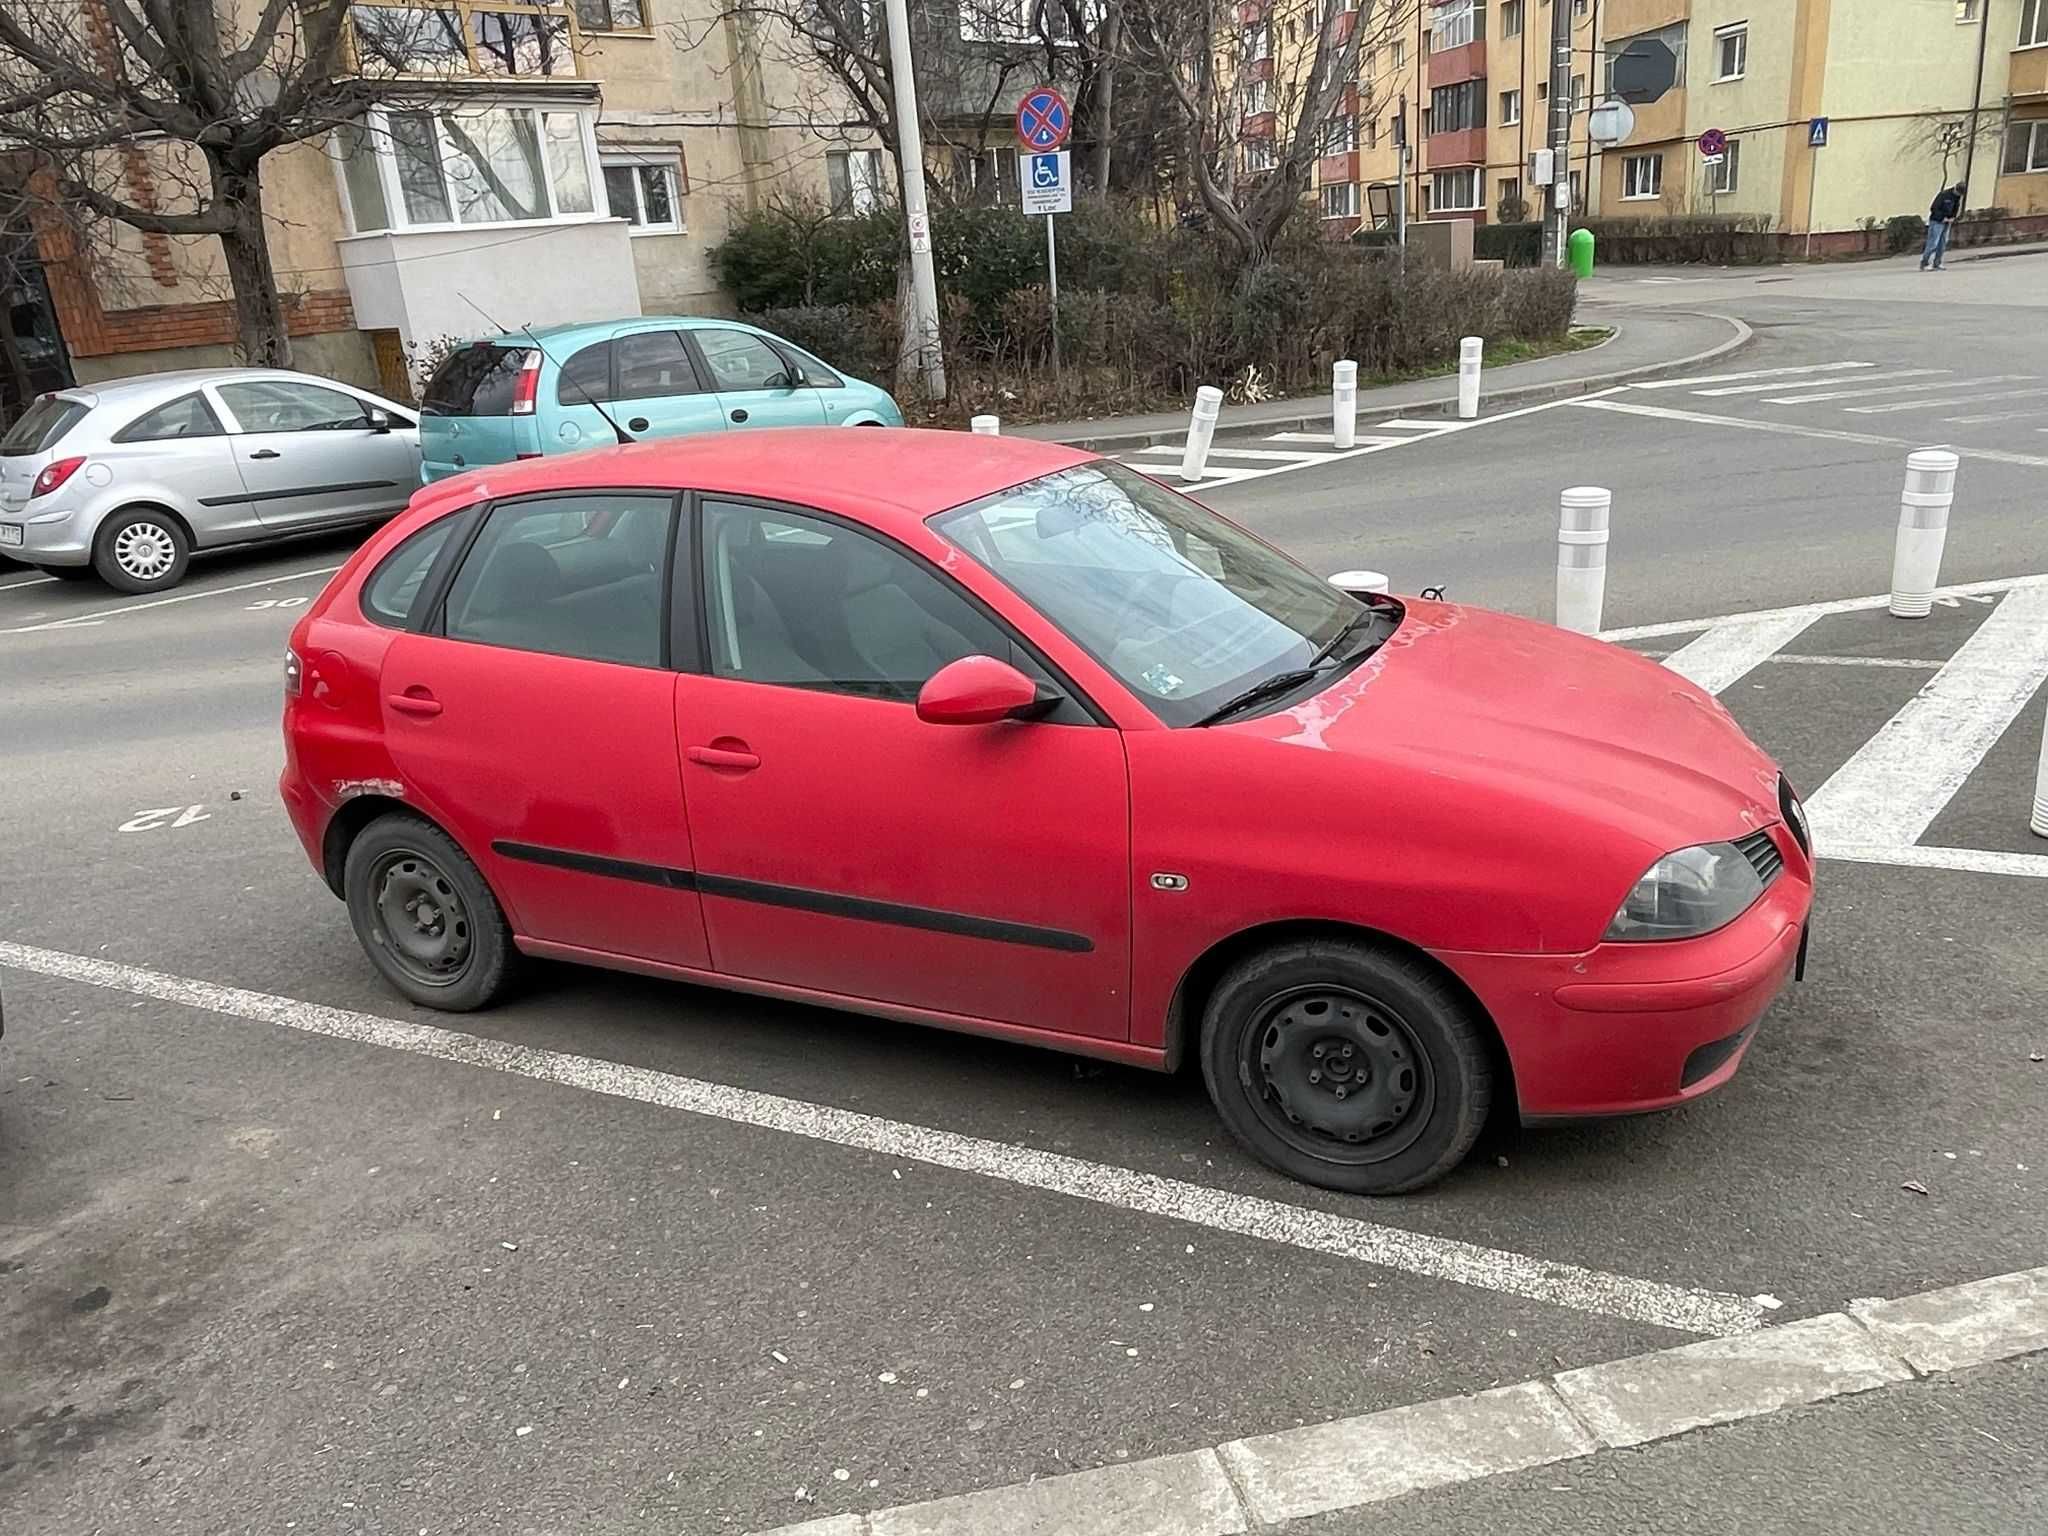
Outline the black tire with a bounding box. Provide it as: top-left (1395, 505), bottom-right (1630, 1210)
top-left (36, 564), bottom-right (98, 581)
top-left (343, 813), bottom-right (521, 1011)
top-left (1199, 938), bottom-right (1493, 1195)
top-left (93, 508), bottom-right (191, 593)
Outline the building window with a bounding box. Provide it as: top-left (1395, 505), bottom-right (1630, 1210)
top-left (1573, 0), bottom-right (1587, 14)
top-left (1431, 0), bottom-right (1479, 51)
top-left (1500, 0), bottom-right (1521, 37)
top-left (2005, 118), bottom-right (2048, 172)
top-left (1536, 79), bottom-right (1547, 100)
top-left (1392, 38), bottom-right (1405, 69)
top-left (1364, 46), bottom-right (1378, 74)
top-left (349, 2), bottom-right (589, 77)
top-left (1570, 72), bottom-right (1586, 111)
top-left (1246, 19), bottom-right (1271, 59)
top-left (337, 104), bottom-right (600, 233)
top-left (1430, 79), bottom-right (1484, 134)
top-left (1244, 136), bottom-right (1278, 173)
top-left (1623, 152), bottom-right (1663, 199)
top-left (1713, 23), bottom-right (1747, 80)
top-left (1955, 0), bottom-right (1979, 20)
top-left (2024, 0), bottom-right (2048, 45)
top-left (827, 148), bottom-right (886, 213)
top-left (574, 0), bottom-right (645, 28)
top-left (1706, 136), bottom-right (1740, 194)
top-left (1363, 116), bottom-right (1379, 148)
top-left (1500, 87), bottom-right (1520, 124)
top-left (1319, 182), bottom-right (1361, 219)
top-left (601, 154), bottom-right (682, 232)
top-left (1322, 114), bottom-right (1359, 153)
top-left (1432, 167), bottom-right (1481, 210)
top-left (956, 145), bottom-right (1018, 205)
top-left (1245, 77), bottom-right (1272, 114)
top-left (960, 0), bottom-right (1099, 44)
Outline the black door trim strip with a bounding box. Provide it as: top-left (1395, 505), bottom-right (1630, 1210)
top-left (198, 478), bottom-right (401, 508)
top-left (491, 840), bottom-right (1093, 954)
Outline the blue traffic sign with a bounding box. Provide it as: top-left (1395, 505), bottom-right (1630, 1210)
top-left (1809, 116), bottom-right (1829, 148)
top-left (1016, 87), bottom-right (1071, 152)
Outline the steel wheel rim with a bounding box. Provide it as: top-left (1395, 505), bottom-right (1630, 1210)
top-left (368, 849), bottom-right (474, 988)
top-left (113, 522), bottom-right (175, 580)
top-left (1243, 984), bottom-right (1436, 1165)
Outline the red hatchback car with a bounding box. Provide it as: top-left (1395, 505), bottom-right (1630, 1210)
top-left (282, 430), bottom-right (1813, 1194)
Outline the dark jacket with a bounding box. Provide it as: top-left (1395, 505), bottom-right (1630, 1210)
top-left (1930, 187), bottom-right (1964, 223)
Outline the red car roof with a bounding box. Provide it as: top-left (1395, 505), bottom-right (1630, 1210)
top-left (417, 428), bottom-right (1098, 541)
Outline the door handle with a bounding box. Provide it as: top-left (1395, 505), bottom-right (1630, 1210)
top-left (730, 408), bottom-right (750, 424)
top-left (628, 417), bottom-right (650, 433)
top-left (686, 744), bottom-right (760, 771)
top-left (249, 448), bottom-right (282, 460)
top-left (388, 690), bottom-right (442, 718)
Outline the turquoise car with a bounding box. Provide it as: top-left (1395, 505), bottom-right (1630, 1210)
top-left (417, 316), bottom-right (902, 482)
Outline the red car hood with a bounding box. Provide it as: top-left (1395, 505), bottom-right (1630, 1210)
top-left (1240, 600), bottom-right (1784, 853)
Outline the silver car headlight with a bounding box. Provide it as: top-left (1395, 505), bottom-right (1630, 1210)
top-left (1605, 842), bottom-right (1765, 942)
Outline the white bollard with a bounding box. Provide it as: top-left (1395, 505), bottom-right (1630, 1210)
top-left (1457, 336), bottom-right (1483, 420)
top-left (2032, 707), bottom-right (2048, 838)
top-left (1889, 448), bottom-right (1959, 618)
top-left (1332, 359), bottom-right (1358, 450)
top-left (1555, 486), bottom-right (1611, 636)
top-left (1329, 569), bottom-right (1388, 596)
top-left (1180, 385), bottom-right (1224, 481)
top-left (969, 414), bottom-right (1000, 435)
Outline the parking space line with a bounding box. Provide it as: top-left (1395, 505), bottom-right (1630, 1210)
top-left (1659, 612), bottom-right (1822, 695)
top-left (1631, 362), bottom-right (1874, 391)
top-left (1695, 369), bottom-right (1945, 399)
top-left (1819, 843), bottom-right (2048, 880)
top-left (0, 572), bottom-right (58, 591)
top-left (0, 564), bottom-right (344, 634)
top-left (1943, 406), bottom-right (2048, 425)
top-left (1572, 397), bottom-right (2048, 469)
top-left (1131, 445), bottom-right (1333, 463)
top-left (1848, 386), bottom-right (2048, 416)
top-left (1804, 584), bottom-right (2048, 852)
top-left (1762, 374), bottom-right (2030, 406)
top-left (0, 938), bottom-right (1769, 1337)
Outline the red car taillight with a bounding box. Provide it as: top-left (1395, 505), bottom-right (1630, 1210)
top-left (284, 646), bottom-right (304, 698)
top-left (509, 351), bottom-right (542, 416)
top-left (30, 456), bottom-right (85, 498)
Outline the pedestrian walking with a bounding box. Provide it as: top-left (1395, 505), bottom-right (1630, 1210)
top-left (1921, 182), bottom-right (1965, 270)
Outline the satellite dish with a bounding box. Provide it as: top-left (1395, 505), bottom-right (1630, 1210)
top-left (1588, 99), bottom-right (1636, 146)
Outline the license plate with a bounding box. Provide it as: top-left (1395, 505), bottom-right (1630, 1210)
top-left (0, 524), bottom-right (22, 546)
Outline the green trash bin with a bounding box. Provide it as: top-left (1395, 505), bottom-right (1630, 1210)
top-left (1568, 227), bottom-right (1596, 278)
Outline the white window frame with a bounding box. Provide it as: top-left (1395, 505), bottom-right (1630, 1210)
top-left (826, 147), bottom-right (886, 214)
top-left (1954, 0), bottom-right (1979, 22)
top-left (1392, 37), bottom-right (1405, 69)
top-left (1245, 77), bottom-right (1272, 115)
top-left (1322, 114), bottom-right (1359, 154)
top-left (333, 100), bottom-right (605, 237)
top-left (1319, 182), bottom-right (1361, 219)
top-left (1706, 136), bottom-right (1739, 195)
top-left (1243, 135), bottom-right (1277, 173)
top-left (2006, 118), bottom-right (2048, 172)
top-left (600, 150), bottom-right (683, 233)
top-left (1431, 0), bottom-right (1478, 52)
top-left (1713, 23), bottom-right (1747, 81)
top-left (1431, 167), bottom-right (1481, 211)
top-left (1500, 0), bottom-right (1521, 37)
top-left (2023, 0), bottom-right (2048, 45)
top-left (1623, 152), bottom-right (1663, 200)
top-left (959, 0), bottom-right (1101, 45)
top-left (1500, 87), bottom-right (1520, 125)
top-left (1570, 72), bottom-right (1586, 111)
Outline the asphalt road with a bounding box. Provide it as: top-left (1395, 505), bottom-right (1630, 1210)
top-left (3, 251), bottom-right (2045, 1534)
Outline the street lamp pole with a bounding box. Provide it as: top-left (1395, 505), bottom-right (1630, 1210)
top-left (1540, 0), bottom-right (1573, 268)
top-left (885, 0), bottom-right (946, 398)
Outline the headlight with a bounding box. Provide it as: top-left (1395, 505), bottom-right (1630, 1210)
top-left (1605, 842), bottom-right (1765, 942)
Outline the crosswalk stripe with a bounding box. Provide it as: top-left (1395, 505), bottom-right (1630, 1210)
top-left (1944, 406), bottom-right (2048, 425)
top-left (1848, 385), bottom-right (2048, 415)
top-left (1803, 585), bottom-right (2048, 853)
top-left (1695, 369), bottom-right (1946, 399)
top-left (1659, 612), bottom-right (1822, 695)
top-left (1130, 444), bottom-right (1330, 462)
top-left (1267, 431), bottom-right (1337, 443)
top-left (1762, 374), bottom-right (2030, 406)
top-left (1632, 362), bottom-right (1875, 392)
top-left (1372, 420), bottom-right (1456, 431)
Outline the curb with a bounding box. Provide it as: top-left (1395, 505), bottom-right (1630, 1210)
top-left (756, 1265), bottom-right (2048, 1536)
top-left (1041, 310), bottom-right (1754, 453)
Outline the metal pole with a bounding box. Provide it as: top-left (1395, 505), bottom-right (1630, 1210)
top-left (1541, 0), bottom-right (1573, 268)
top-left (1804, 147), bottom-right (1819, 262)
top-left (1395, 96), bottom-right (1408, 269)
top-left (884, 0), bottom-right (945, 399)
top-left (1046, 212), bottom-right (1060, 377)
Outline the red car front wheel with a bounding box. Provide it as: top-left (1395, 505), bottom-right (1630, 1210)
top-left (1200, 938), bottom-right (1494, 1195)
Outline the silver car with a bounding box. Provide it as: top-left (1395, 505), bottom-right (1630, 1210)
top-left (0, 369), bottom-right (421, 592)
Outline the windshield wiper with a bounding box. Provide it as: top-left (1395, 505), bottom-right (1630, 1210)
top-left (1306, 607), bottom-right (1381, 670)
top-left (1192, 667), bottom-right (1325, 727)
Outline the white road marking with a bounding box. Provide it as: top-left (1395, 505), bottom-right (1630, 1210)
top-left (1571, 398), bottom-right (2048, 468)
top-left (1371, 420), bottom-right (1458, 431)
top-left (1848, 385), bottom-right (2048, 416)
top-left (1821, 843), bottom-right (2048, 880)
top-left (1803, 584), bottom-right (2048, 852)
top-left (1268, 430), bottom-right (1338, 443)
top-left (1131, 444), bottom-right (1331, 463)
top-left (0, 938), bottom-right (1767, 1337)
top-left (1659, 612), bottom-right (1822, 695)
top-left (1603, 572), bottom-right (2048, 641)
top-left (0, 572), bottom-right (58, 591)
top-left (0, 564), bottom-right (344, 634)
top-left (1764, 654), bottom-right (1946, 671)
top-left (1631, 362), bottom-right (1875, 392)
top-left (1694, 369), bottom-right (1945, 399)
top-left (1944, 406), bottom-right (2048, 425)
top-left (1762, 374), bottom-right (2030, 406)
top-left (115, 804), bottom-right (212, 833)
top-left (748, 1267), bottom-right (2048, 1536)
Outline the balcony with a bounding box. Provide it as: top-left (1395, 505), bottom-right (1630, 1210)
top-left (2013, 45), bottom-right (2048, 100)
top-left (1241, 111), bottom-right (1276, 139)
top-left (1428, 38), bottom-right (1484, 85)
top-left (1426, 125), bottom-right (1486, 165)
top-left (1319, 150), bottom-right (1361, 185)
top-left (1602, 0), bottom-right (1689, 37)
top-left (1245, 55), bottom-right (1274, 82)
top-left (1236, 0), bottom-right (1268, 22)
top-left (1332, 9), bottom-right (1357, 43)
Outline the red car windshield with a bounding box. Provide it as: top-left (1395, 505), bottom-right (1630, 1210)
top-left (932, 461), bottom-right (1361, 726)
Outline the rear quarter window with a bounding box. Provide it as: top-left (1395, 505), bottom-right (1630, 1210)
top-left (361, 516), bottom-right (461, 628)
top-left (421, 346), bottom-right (534, 417)
top-left (2, 396), bottom-right (88, 455)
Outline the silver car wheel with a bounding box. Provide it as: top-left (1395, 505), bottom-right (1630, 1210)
top-left (113, 521), bottom-right (176, 581)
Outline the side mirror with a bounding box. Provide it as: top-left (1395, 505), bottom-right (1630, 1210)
top-left (916, 655), bottom-right (1054, 725)
top-left (367, 407), bottom-right (393, 434)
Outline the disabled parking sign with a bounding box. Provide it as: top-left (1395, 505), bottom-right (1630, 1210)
top-left (1020, 151), bottom-right (1072, 215)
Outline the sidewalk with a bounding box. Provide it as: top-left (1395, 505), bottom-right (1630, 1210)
top-left (1015, 303), bottom-right (1748, 451)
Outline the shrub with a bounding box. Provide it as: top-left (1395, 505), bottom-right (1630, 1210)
top-left (1476, 221), bottom-right (1542, 267)
top-left (750, 302), bottom-right (898, 384)
top-left (1886, 213), bottom-right (1927, 252)
top-left (1582, 214), bottom-right (1776, 264)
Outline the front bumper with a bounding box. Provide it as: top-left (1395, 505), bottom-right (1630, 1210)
top-left (1436, 851), bottom-right (1813, 1120)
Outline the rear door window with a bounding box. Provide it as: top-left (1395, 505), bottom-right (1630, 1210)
top-left (421, 345), bottom-right (535, 417)
top-left (615, 332), bottom-right (703, 399)
top-left (2, 396), bottom-right (88, 455)
top-left (113, 392), bottom-right (224, 443)
top-left (556, 341), bottom-right (614, 405)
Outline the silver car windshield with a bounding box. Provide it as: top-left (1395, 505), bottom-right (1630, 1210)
top-left (931, 461), bottom-right (1357, 726)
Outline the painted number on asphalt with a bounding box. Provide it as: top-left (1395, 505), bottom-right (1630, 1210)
top-left (118, 805), bottom-right (211, 832)
top-left (246, 597), bottom-right (309, 610)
